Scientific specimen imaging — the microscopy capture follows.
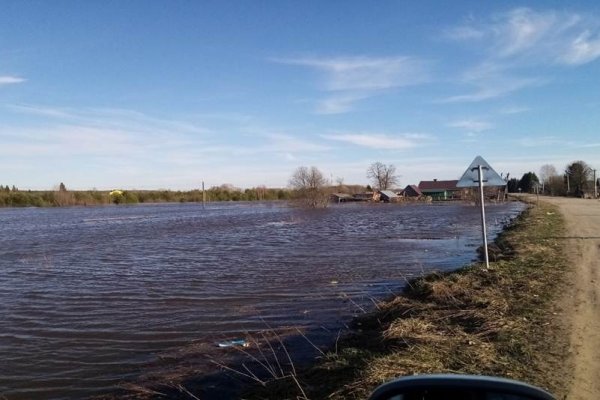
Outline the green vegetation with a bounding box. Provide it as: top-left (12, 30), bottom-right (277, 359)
top-left (0, 185), bottom-right (293, 208)
top-left (565, 160), bottom-right (593, 197)
top-left (0, 187), bottom-right (105, 207)
top-left (244, 200), bottom-right (571, 399)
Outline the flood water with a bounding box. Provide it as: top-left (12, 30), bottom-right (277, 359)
top-left (0, 201), bottom-right (525, 399)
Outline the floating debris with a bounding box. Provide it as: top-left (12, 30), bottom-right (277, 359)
top-left (217, 339), bottom-right (249, 348)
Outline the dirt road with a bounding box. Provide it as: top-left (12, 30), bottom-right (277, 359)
top-left (540, 197), bottom-right (600, 399)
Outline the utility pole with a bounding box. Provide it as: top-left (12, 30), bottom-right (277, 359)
top-left (594, 169), bottom-right (597, 198)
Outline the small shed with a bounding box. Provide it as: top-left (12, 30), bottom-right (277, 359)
top-left (353, 192), bottom-right (376, 202)
top-left (401, 184), bottom-right (423, 197)
top-left (330, 193), bottom-right (354, 203)
top-left (379, 190), bottom-right (399, 203)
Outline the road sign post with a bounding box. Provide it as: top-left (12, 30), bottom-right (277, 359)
top-left (457, 156), bottom-right (506, 269)
top-left (477, 165), bottom-right (490, 268)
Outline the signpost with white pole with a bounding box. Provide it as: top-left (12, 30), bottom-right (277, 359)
top-left (457, 156), bottom-right (506, 269)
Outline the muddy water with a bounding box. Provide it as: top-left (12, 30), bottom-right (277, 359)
top-left (0, 201), bottom-right (524, 399)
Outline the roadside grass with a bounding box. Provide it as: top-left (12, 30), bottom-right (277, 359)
top-left (244, 200), bottom-right (572, 399)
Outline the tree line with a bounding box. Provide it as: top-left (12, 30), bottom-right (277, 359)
top-left (8, 158), bottom-right (590, 208)
top-left (2, 161), bottom-right (390, 208)
top-left (507, 160), bottom-right (598, 197)
top-left (0, 183), bottom-right (293, 208)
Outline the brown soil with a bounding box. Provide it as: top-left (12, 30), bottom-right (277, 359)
top-left (537, 196), bottom-right (600, 400)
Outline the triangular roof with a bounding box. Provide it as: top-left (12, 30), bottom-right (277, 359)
top-left (403, 184), bottom-right (423, 196)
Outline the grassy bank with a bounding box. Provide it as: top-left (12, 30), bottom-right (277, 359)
top-left (244, 200), bottom-right (572, 399)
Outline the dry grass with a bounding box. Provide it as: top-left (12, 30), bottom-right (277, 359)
top-left (246, 200), bottom-right (573, 399)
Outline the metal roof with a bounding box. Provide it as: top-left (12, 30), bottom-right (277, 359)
top-left (379, 190), bottom-right (398, 198)
top-left (418, 180), bottom-right (459, 191)
top-left (331, 193), bottom-right (354, 199)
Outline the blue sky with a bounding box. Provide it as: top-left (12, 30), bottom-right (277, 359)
top-left (1, 1), bottom-right (600, 190)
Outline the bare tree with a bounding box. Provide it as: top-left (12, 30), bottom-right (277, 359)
top-left (367, 162), bottom-right (398, 190)
top-left (539, 164), bottom-right (557, 183)
top-left (538, 164), bottom-right (556, 193)
top-left (289, 166), bottom-right (330, 208)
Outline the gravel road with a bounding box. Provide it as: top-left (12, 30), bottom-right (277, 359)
top-left (540, 196), bottom-right (600, 400)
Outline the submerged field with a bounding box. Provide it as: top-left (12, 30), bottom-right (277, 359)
top-left (0, 201), bottom-right (524, 399)
top-left (243, 200), bottom-right (572, 399)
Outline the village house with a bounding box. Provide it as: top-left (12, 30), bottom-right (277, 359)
top-left (418, 179), bottom-right (465, 200)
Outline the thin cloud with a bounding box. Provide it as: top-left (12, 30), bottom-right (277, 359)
top-left (441, 75), bottom-right (541, 103)
top-left (561, 30), bottom-right (600, 65)
top-left (273, 55), bottom-right (430, 113)
top-left (7, 104), bottom-right (210, 136)
top-left (0, 125), bottom-right (152, 158)
top-left (0, 76), bottom-right (26, 85)
top-left (8, 104), bottom-right (75, 118)
top-left (322, 133), bottom-right (432, 150)
top-left (448, 119), bottom-right (493, 132)
top-left (315, 93), bottom-right (370, 115)
top-left (498, 105), bottom-right (530, 115)
top-left (3, 105), bottom-right (331, 163)
top-left (443, 7), bottom-right (600, 103)
top-left (494, 8), bottom-right (561, 59)
top-left (439, 61), bottom-right (544, 103)
top-left (449, 7), bottom-right (600, 66)
top-left (275, 55), bottom-right (430, 91)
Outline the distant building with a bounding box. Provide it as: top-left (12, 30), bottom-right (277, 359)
top-left (379, 190), bottom-right (399, 203)
top-left (353, 192), bottom-right (377, 202)
top-left (330, 193), bottom-right (355, 203)
top-left (399, 184), bottom-right (423, 198)
top-left (418, 179), bottom-right (463, 200)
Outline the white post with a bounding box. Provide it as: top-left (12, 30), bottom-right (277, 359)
top-left (594, 169), bottom-right (597, 198)
top-left (477, 165), bottom-right (490, 269)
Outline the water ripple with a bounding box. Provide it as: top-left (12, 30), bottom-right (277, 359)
top-left (0, 201), bottom-right (524, 399)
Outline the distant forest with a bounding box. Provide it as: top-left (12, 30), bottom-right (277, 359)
top-left (0, 184), bottom-right (294, 208)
